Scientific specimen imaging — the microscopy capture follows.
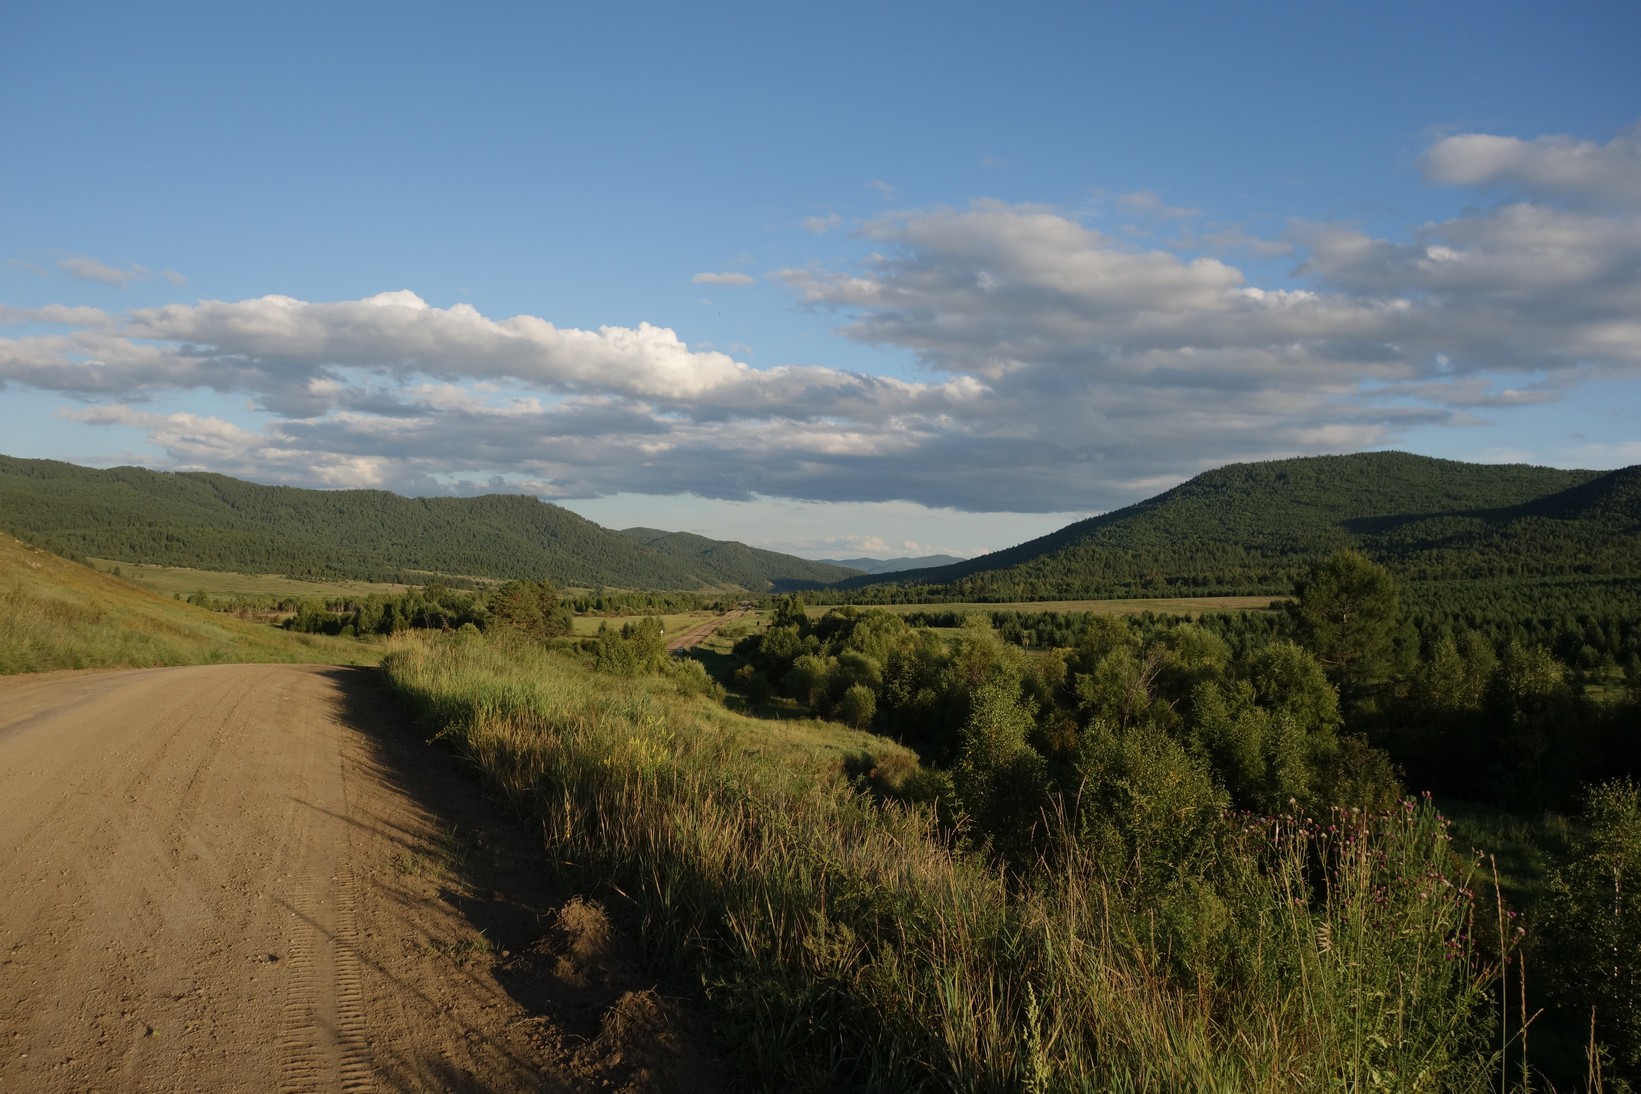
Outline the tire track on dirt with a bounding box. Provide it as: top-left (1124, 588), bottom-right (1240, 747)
top-left (0, 666), bottom-right (514, 1091)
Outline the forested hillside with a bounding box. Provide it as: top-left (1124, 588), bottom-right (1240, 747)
top-left (0, 456), bottom-right (826, 591)
top-left (836, 452), bottom-right (1636, 600)
top-left (618, 527), bottom-right (861, 589)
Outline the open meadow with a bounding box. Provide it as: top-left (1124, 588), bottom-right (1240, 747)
top-left (85, 557), bottom-right (419, 599)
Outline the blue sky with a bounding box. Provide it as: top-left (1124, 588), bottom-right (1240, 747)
top-left (3, 1), bottom-right (1639, 560)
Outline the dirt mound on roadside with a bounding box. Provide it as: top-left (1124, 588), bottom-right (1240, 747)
top-left (499, 896), bottom-right (720, 1094)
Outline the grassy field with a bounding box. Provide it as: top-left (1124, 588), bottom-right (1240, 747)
top-left (2, 537), bottom-right (374, 673)
top-left (568, 609), bottom-right (732, 642)
top-left (85, 557), bottom-right (417, 599)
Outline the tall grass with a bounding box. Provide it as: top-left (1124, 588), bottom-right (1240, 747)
top-left (384, 634), bottom-right (1517, 1092)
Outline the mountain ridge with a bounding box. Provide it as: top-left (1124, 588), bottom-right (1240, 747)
top-left (4, 451), bottom-right (1636, 600)
top-left (0, 455), bottom-right (838, 592)
top-left (616, 527), bottom-right (863, 590)
top-left (834, 452), bottom-right (1638, 599)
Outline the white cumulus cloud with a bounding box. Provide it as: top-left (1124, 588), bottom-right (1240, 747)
top-left (7, 119), bottom-right (1641, 515)
top-left (1423, 122), bottom-right (1641, 210)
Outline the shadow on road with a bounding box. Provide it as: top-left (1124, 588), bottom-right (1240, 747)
top-left (322, 666), bottom-right (724, 1094)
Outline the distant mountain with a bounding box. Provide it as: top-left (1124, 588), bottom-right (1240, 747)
top-left (617, 528), bottom-right (862, 591)
top-left (819, 555), bottom-right (967, 575)
top-left (0, 455), bottom-right (845, 592)
top-left (835, 452), bottom-right (1639, 600)
top-left (10, 451), bottom-right (1633, 602)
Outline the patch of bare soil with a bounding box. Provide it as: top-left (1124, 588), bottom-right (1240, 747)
top-left (0, 664), bottom-right (724, 1093)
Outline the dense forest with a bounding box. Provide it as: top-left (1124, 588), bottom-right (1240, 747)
top-left (260, 578), bottom-right (717, 641)
top-left (738, 566), bottom-right (1640, 817)
top-left (830, 452), bottom-right (1641, 603)
top-left (0, 455), bottom-right (858, 591)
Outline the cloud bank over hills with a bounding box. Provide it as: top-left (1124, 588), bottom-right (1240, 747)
top-left (3, 121), bottom-right (1639, 517)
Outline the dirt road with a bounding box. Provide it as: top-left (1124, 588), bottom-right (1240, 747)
top-left (665, 609), bottom-right (748, 653)
top-left (0, 664), bottom-right (718, 1093)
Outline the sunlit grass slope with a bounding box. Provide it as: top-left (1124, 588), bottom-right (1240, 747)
top-left (0, 534), bottom-right (373, 673)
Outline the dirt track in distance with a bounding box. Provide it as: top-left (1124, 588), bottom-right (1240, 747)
top-left (665, 608), bottom-right (748, 652)
top-left (0, 664), bottom-right (720, 1093)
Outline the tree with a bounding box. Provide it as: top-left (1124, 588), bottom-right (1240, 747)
top-left (1415, 630), bottom-right (1495, 713)
top-left (489, 579), bottom-right (571, 640)
top-left (953, 677), bottom-right (1048, 864)
top-left (1248, 639), bottom-right (1342, 738)
top-left (1185, 641), bottom-right (1374, 813)
top-left (1073, 646), bottom-right (1171, 734)
top-left (770, 593), bottom-right (809, 633)
top-left (1482, 639), bottom-right (1586, 804)
top-left (1538, 779), bottom-right (1641, 1075)
top-left (836, 683), bottom-right (876, 729)
top-left (1188, 679), bottom-right (1309, 812)
top-left (1288, 550), bottom-right (1412, 710)
top-left (1073, 718), bottom-right (1226, 884)
top-left (783, 653), bottom-right (834, 708)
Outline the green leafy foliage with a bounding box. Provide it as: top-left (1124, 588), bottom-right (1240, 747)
top-left (593, 617), bottom-right (667, 676)
top-left (1287, 550), bottom-right (1416, 710)
top-left (1536, 780), bottom-right (1641, 1075)
top-left (1072, 717), bottom-right (1226, 885)
top-left (488, 579), bottom-right (573, 640)
top-left (953, 677), bottom-right (1048, 865)
top-left (732, 602), bottom-right (1402, 861)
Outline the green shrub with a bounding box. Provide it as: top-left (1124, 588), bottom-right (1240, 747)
top-left (836, 682), bottom-right (877, 729)
top-left (594, 617), bottom-right (666, 675)
top-left (664, 654), bottom-right (725, 699)
top-left (1537, 778), bottom-right (1641, 1077)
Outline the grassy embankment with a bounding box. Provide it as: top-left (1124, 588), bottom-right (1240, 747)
top-left (384, 632), bottom-right (1518, 1092)
top-left (1, 535), bottom-right (372, 673)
